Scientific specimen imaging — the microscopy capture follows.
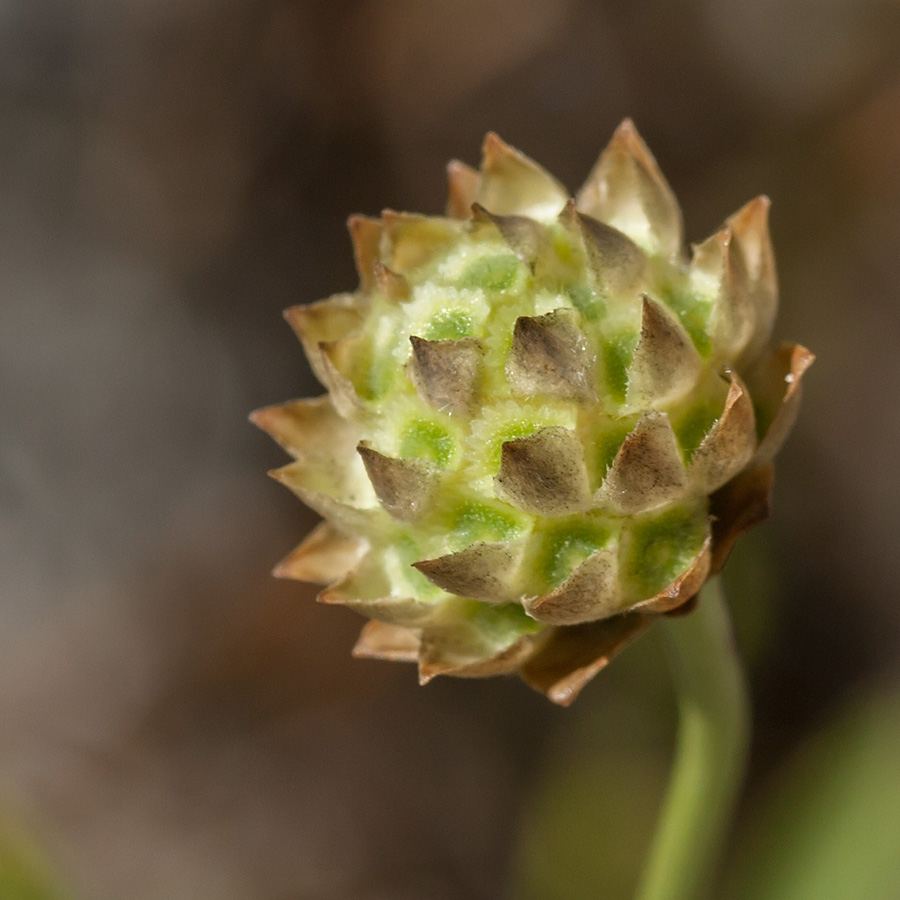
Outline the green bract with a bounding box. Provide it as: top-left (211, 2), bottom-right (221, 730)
top-left (253, 121), bottom-right (813, 705)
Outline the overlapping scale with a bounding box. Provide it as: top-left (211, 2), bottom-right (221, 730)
top-left (372, 262), bottom-right (411, 303)
top-left (381, 211), bottom-right (465, 275)
top-left (417, 602), bottom-right (541, 682)
top-left (494, 427), bottom-right (592, 516)
top-left (348, 215), bottom-right (382, 292)
top-left (316, 337), bottom-right (368, 418)
top-left (690, 227), bottom-right (756, 362)
top-left (406, 335), bottom-right (482, 416)
top-left (474, 204), bottom-right (554, 269)
top-left (576, 119), bottom-right (683, 260)
top-left (353, 621), bottom-right (422, 663)
top-left (317, 552), bottom-right (435, 626)
top-left (560, 201), bottom-right (650, 297)
top-left (505, 311), bottom-right (596, 402)
top-left (596, 412), bottom-right (687, 515)
top-left (748, 342), bottom-right (815, 465)
top-left (356, 443), bottom-right (437, 522)
top-left (283, 295), bottom-right (365, 388)
top-left (519, 614), bottom-right (649, 706)
top-left (688, 372), bottom-right (757, 494)
top-left (728, 196), bottom-right (778, 364)
top-left (626, 297), bottom-right (702, 409)
top-left (445, 160), bottom-right (480, 219)
top-left (412, 542), bottom-right (523, 603)
top-left (524, 547), bottom-right (620, 625)
top-left (476, 132), bottom-right (568, 219)
top-left (272, 521), bottom-right (367, 584)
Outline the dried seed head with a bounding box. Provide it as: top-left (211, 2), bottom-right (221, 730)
top-left (253, 121), bottom-right (813, 704)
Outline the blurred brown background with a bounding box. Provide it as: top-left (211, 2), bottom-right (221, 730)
top-left (2, 1), bottom-right (900, 898)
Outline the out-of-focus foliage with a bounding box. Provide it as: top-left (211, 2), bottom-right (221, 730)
top-left (725, 685), bottom-right (900, 900)
top-left (0, 820), bottom-right (68, 900)
top-left (507, 638), bottom-right (673, 900)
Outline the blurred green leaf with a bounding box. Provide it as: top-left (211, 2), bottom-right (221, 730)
top-left (724, 685), bottom-right (900, 900)
top-left (509, 747), bottom-right (665, 900)
top-left (507, 637), bottom-right (673, 900)
top-left (0, 821), bottom-right (69, 900)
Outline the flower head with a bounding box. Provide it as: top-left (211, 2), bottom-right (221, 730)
top-left (252, 120), bottom-right (813, 705)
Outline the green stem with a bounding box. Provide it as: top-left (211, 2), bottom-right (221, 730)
top-left (635, 578), bottom-right (751, 900)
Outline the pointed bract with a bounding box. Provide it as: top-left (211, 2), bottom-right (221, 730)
top-left (256, 395), bottom-right (358, 482)
top-left (418, 619), bottom-right (537, 682)
top-left (381, 210), bottom-right (464, 275)
top-left (357, 444), bottom-right (437, 522)
top-left (519, 614), bottom-right (649, 706)
top-left (727, 196), bottom-right (774, 283)
top-left (314, 339), bottom-right (366, 419)
top-left (690, 227), bottom-right (755, 361)
top-left (495, 427), bottom-right (591, 515)
top-left (413, 542), bottom-right (520, 603)
top-left (283, 295), bottom-right (365, 388)
top-left (560, 202), bottom-right (649, 296)
top-left (260, 396), bottom-right (378, 532)
top-left (576, 119), bottom-right (683, 259)
top-left (627, 296), bottom-right (702, 409)
top-left (318, 554), bottom-right (435, 626)
top-left (525, 547), bottom-right (620, 625)
top-left (273, 521), bottom-right (367, 584)
top-left (727, 196), bottom-right (777, 363)
top-left (353, 621), bottom-right (421, 663)
top-left (267, 468), bottom-right (385, 538)
top-left (348, 215), bottom-right (383, 293)
top-left (749, 343), bottom-right (815, 466)
top-left (476, 132), bottom-right (569, 219)
top-left (470, 203), bottom-right (551, 268)
top-left (597, 411), bottom-right (687, 514)
top-left (446, 159), bottom-right (480, 219)
top-left (407, 335), bottom-right (482, 416)
top-left (373, 262), bottom-right (411, 302)
top-left (506, 310), bottom-right (596, 401)
top-left (250, 397), bottom-right (330, 460)
top-left (689, 372), bottom-right (757, 494)
top-left (631, 532), bottom-right (712, 614)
